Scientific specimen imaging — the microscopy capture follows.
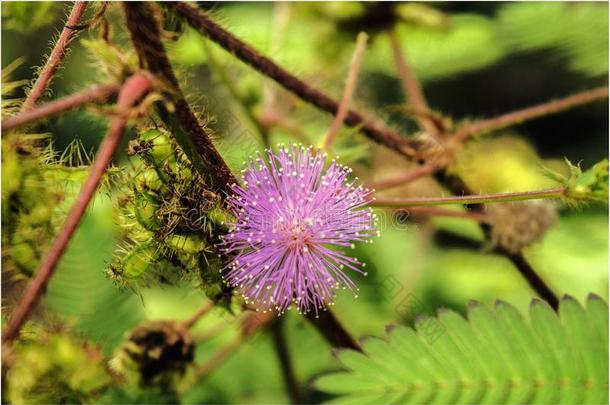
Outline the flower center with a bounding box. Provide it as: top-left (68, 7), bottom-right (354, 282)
top-left (282, 220), bottom-right (313, 252)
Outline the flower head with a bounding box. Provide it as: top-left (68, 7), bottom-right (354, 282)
top-left (220, 145), bottom-right (378, 315)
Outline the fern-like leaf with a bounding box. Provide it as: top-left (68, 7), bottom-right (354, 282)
top-left (316, 296), bottom-right (608, 404)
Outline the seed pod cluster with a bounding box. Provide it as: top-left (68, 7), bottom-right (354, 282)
top-left (109, 128), bottom-right (233, 302)
top-left (5, 330), bottom-right (110, 404)
top-left (1, 135), bottom-right (69, 278)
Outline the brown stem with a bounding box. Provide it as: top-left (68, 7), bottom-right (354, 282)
top-left (195, 311), bottom-right (275, 381)
top-left (323, 32), bottom-right (368, 150)
top-left (164, 1), bottom-right (418, 159)
top-left (3, 73), bottom-right (152, 344)
top-left (2, 83), bottom-right (120, 131)
top-left (501, 250), bottom-right (559, 310)
top-left (371, 187), bottom-right (566, 207)
top-left (270, 318), bottom-right (301, 404)
top-left (368, 162), bottom-right (440, 191)
top-left (122, 2), bottom-right (238, 195)
top-left (389, 206), bottom-right (489, 222)
top-left (434, 230), bottom-right (559, 310)
top-left (388, 29), bottom-right (440, 137)
top-left (305, 310), bottom-right (362, 352)
top-left (195, 337), bottom-right (244, 381)
top-left (20, 2), bottom-right (88, 112)
top-left (452, 86), bottom-right (609, 142)
top-left (183, 300), bottom-right (215, 329)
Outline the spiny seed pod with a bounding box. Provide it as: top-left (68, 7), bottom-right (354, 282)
top-left (5, 332), bottom-right (110, 404)
top-left (165, 233), bottom-right (207, 254)
top-left (487, 201), bottom-right (557, 254)
top-left (2, 135), bottom-right (66, 278)
top-left (119, 243), bottom-right (159, 280)
top-left (110, 321), bottom-right (195, 389)
top-left (134, 191), bottom-right (163, 232)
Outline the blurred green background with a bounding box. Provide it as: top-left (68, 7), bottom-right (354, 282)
top-left (2, 2), bottom-right (608, 403)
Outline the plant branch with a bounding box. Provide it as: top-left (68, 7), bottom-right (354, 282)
top-left (322, 32), bottom-right (368, 150)
top-left (201, 37), bottom-right (270, 148)
top-left (501, 249), bottom-right (560, 310)
top-left (305, 310), bottom-right (362, 351)
top-left (452, 86), bottom-right (609, 142)
top-left (164, 1), bottom-right (418, 159)
top-left (194, 311), bottom-right (275, 381)
top-left (183, 300), bottom-right (215, 329)
top-left (122, 2), bottom-right (238, 195)
top-left (371, 187), bottom-right (566, 207)
top-left (2, 83), bottom-right (120, 131)
top-left (433, 230), bottom-right (559, 310)
top-left (388, 29), bottom-right (440, 137)
top-left (20, 2), bottom-right (88, 112)
top-left (270, 318), bottom-right (301, 404)
top-left (368, 162), bottom-right (440, 191)
top-left (3, 73), bottom-right (152, 344)
top-left (391, 206), bottom-right (489, 222)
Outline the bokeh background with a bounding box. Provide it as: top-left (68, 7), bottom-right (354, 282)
top-left (2, 2), bottom-right (608, 403)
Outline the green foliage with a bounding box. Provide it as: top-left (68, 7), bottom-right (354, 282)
top-left (543, 158), bottom-right (609, 205)
top-left (1, 2), bottom-right (57, 33)
top-left (6, 331), bottom-right (110, 404)
top-left (498, 2), bottom-right (609, 77)
top-left (316, 296), bottom-right (609, 404)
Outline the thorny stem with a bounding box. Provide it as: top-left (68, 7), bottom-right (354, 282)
top-left (123, 2), bottom-right (238, 195)
top-left (393, 206), bottom-right (489, 222)
top-left (322, 32), bottom-right (368, 150)
top-left (386, 29), bottom-right (562, 309)
top-left (371, 187), bottom-right (566, 207)
top-left (452, 86), bottom-right (609, 142)
top-left (2, 83), bottom-right (121, 131)
top-left (270, 318), bottom-right (301, 404)
top-left (261, 2), bottom-right (291, 122)
top-left (2, 73), bottom-right (152, 345)
top-left (388, 29), bottom-right (441, 138)
top-left (20, 2), bottom-right (88, 112)
top-left (201, 37), bottom-right (270, 148)
top-left (183, 300), bottom-right (215, 329)
top-left (164, 1), bottom-right (418, 159)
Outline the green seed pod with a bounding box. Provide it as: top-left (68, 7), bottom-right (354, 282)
top-left (140, 129), bottom-right (175, 165)
top-left (1, 144), bottom-right (22, 198)
top-left (134, 191), bottom-right (162, 232)
top-left (135, 168), bottom-right (166, 194)
top-left (207, 205), bottom-right (232, 227)
top-left (6, 332), bottom-right (109, 404)
top-left (165, 233), bottom-right (207, 254)
top-left (122, 243), bottom-right (159, 279)
top-left (10, 241), bottom-right (38, 276)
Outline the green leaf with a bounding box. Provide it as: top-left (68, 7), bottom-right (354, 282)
top-left (498, 2), bottom-right (608, 77)
top-left (315, 297), bottom-right (609, 404)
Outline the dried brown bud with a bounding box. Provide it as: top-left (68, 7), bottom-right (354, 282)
top-left (487, 201), bottom-right (557, 254)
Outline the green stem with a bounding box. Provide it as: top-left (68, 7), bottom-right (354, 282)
top-left (201, 38), bottom-right (270, 148)
top-left (372, 187), bottom-right (565, 207)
